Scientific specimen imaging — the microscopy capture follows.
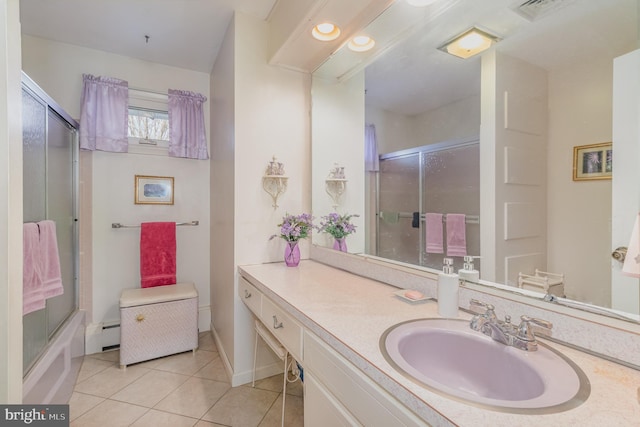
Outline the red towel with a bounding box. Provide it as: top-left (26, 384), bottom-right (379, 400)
top-left (140, 222), bottom-right (177, 288)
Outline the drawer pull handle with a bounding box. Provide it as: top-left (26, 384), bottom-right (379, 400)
top-left (273, 315), bottom-right (284, 329)
top-left (136, 314), bottom-right (145, 322)
top-left (244, 289), bottom-right (252, 298)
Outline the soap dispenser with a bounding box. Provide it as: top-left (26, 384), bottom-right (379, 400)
top-left (459, 256), bottom-right (480, 282)
top-left (437, 258), bottom-right (459, 318)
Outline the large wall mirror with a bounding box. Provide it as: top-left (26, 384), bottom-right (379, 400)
top-left (311, 0), bottom-right (640, 321)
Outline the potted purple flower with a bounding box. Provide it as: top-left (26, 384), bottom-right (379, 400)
top-left (317, 212), bottom-right (359, 252)
top-left (270, 213), bottom-right (314, 266)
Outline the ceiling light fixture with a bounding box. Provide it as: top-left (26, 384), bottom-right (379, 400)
top-left (438, 27), bottom-right (501, 59)
top-left (348, 35), bottom-right (375, 52)
top-left (312, 22), bottom-right (341, 41)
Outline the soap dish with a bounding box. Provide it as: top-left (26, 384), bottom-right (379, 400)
top-left (393, 289), bottom-right (431, 303)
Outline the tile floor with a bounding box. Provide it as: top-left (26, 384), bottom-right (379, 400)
top-left (69, 331), bottom-right (304, 427)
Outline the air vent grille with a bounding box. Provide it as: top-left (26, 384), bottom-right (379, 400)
top-left (514, 0), bottom-right (576, 21)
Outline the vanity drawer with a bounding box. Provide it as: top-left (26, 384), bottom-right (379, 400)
top-left (261, 297), bottom-right (303, 360)
top-left (239, 277), bottom-right (262, 316)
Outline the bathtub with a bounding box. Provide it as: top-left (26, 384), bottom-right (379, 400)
top-left (22, 310), bottom-right (85, 404)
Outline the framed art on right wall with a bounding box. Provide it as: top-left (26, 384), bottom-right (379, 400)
top-left (573, 142), bottom-right (612, 181)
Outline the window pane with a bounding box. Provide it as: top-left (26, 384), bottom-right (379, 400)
top-left (128, 107), bottom-right (169, 141)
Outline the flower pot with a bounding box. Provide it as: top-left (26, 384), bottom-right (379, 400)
top-left (284, 241), bottom-right (301, 267)
top-left (333, 237), bottom-right (347, 252)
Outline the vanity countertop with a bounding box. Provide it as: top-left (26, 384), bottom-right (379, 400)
top-left (238, 260), bottom-right (640, 427)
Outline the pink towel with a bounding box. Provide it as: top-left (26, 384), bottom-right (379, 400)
top-left (140, 222), bottom-right (177, 288)
top-left (425, 213), bottom-right (444, 254)
top-left (23, 223), bottom-right (45, 315)
top-left (446, 214), bottom-right (467, 257)
top-left (38, 220), bottom-right (64, 298)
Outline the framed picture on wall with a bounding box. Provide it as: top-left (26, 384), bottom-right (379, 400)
top-left (572, 142), bottom-right (612, 181)
top-left (135, 175), bottom-right (174, 204)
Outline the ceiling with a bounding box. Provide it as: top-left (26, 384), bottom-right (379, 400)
top-left (19, 0), bottom-right (278, 73)
top-left (315, 0), bottom-right (638, 116)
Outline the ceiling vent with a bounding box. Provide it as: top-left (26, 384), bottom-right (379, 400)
top-left (513, 0), bottom-right (577, 21)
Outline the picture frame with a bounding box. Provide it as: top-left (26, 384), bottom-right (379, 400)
top-left (572, 142), bottom-right (612, 181)
top-left (134, 175), bottom-right (174, 205)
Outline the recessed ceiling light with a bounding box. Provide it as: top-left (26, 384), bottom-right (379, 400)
top-left (348, 35), bottom-right (375, 52)
top-left (438, 27), bottom-right (501, 59)
top-left (312, 22), bottom-right (341, 41)
top-left (406, 0), bottom-right (439, 6)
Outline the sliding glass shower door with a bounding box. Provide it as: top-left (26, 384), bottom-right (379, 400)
top-left (376, 140), bottom-right (480, 271)
top-left (22, 77), bottom-right (78, 376)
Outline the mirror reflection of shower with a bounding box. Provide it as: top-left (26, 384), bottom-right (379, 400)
top-left (372, 138), bottom-right (480, 272)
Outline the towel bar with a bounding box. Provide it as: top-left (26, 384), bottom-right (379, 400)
top-left (112, 220), bottom-right (199, 229)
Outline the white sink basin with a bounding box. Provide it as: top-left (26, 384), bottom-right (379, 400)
top-left (381, 318), bottom-right (590, 413)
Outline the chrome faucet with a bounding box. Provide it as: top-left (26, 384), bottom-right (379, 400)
top-left (468, 299), bottom-right (552, 351)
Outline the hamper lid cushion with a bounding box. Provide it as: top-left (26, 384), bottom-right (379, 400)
top-left (120, 282), bottom-right (197, 308)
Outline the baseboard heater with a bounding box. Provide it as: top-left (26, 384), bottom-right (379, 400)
top-left (101, 321), bottom-right (121, 352)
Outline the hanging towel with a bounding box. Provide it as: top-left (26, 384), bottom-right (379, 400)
top-left (425, 213), bottom-right (444, 254)
top-left (446, 214), bottom-right (467, 257)
top-left (38, 220), bottom-right (64, 299)
top-left (23, 223), bottom-right (45, 315)
top-left (140, 222), bottom-right (177, 288)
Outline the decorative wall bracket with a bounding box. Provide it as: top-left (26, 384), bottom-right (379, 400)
top-left (325, 163), bottom-right (347, 209)
top-left (262, 156), bottom-right (288, 209)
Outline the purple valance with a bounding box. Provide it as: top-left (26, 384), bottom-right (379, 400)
top-left (168, 89), bottom-right (209, 160)
top-left (79, 74), bottom-right (129, 153)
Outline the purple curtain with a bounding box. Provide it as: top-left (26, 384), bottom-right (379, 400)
top-left (168, 89), bottom-right (209, 160)
top-left (365, 124), bottom-right (379, 172)
top-left (79, 74), bottom-right (129, 152)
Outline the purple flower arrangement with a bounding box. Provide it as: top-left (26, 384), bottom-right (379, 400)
top-left (270, 213), bottom-right (314, 243)
top-left (317, 212), bottom-right (359, 239)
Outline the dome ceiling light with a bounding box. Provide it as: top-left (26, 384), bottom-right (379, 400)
top-left (348, 35), bottom-right (375, 52)
top-left (312, 22), bottom-right (341, 41)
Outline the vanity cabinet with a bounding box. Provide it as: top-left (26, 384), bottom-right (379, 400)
top-left (240, 275), bottom-right (425, 426)
top-left (238, 276), bottom-right (303, 361)
top-left (303, 331), bottom-right (427, 427)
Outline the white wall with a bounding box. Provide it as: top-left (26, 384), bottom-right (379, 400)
top-left (411, 95), bottom-right (480, 148)
top-left (366, 95), bottom-right (480, 156)
top-left (548, 58), bottom-right (613, 307)
top-left (0, 0), bottom-right (23, 403)
top-left (210, 14), bottom-right (236, 376)
top-left (366, 105), bottom-right (413, 155)
top-left (210, 12), bottom-right (311, 386)
top-left (21, 36), bottom-right (212, 346)
top-left (312, 74), bottom-right (365, 252)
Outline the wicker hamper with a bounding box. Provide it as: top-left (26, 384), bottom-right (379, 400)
top-left (119, 282), bottom-right (198, 368)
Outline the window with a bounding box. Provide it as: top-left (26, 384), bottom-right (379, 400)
top-left (127, 107), bottom-right (169, 144)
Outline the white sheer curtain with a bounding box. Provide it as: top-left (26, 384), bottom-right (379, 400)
top-left (365, 123), bottom-right (379, 172)
top-left (168, 89), bottom-right (209, 160)
top-left (79, 74), bottom-right (129, 152)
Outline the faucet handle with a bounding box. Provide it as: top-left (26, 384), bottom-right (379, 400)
top-left (469, 299), bottom-right (496, 318)
top-left (517, 315), bottom-right (553, 341)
